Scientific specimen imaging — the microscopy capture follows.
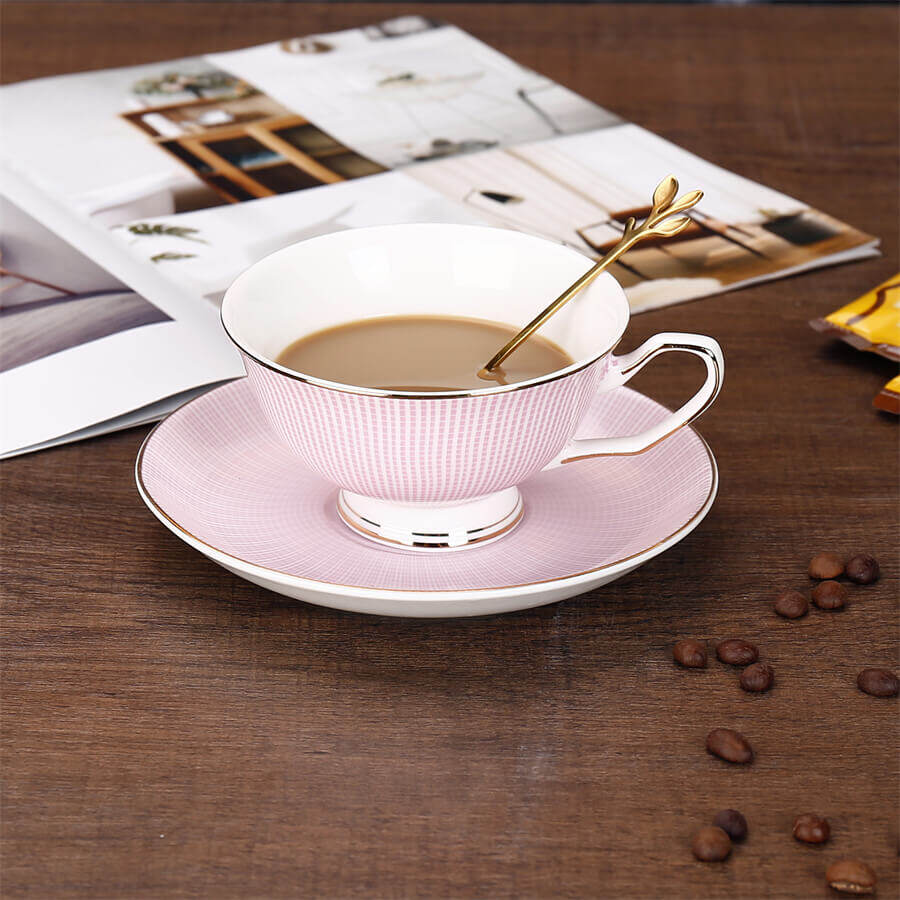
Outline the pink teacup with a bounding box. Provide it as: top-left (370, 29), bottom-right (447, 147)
top-left (221, 224), bottom-right (723, 550)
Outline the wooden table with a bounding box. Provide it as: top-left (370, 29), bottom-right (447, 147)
top-left (2, 4), bottom-right (897, 897)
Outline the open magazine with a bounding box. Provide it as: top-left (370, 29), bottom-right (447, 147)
top-left (0, 16), bottom-right (878, 458)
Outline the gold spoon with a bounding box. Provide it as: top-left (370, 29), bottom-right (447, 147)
top-left (480, 175), bottom-right (703, 377)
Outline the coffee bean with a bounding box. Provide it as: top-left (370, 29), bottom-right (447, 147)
top-left (673, 639), bottom-right (707, 668)
top-left (846, 553), bottom-right (880, 585)
top-left (706, 728), bottom-right (754, 764)
top-left (792, 813), bottom-right (830, 844)
top-left (740, 662), bottom-right (774, 693)
top-left (812, 580), bottom-right (847, 610)
top-left (857, 668), bottom-right (899, 698)
top-left (716, 639), bottom-right (759, 666)
top-left (712, 809), bottom-right (747, 841)
top-left (774, 589), bottom-right (809, 619)
top-left (808, 552), bottom-right (844, 580)
top-left (826, 859), bottom-right (877, 895)
top-left (692, 825), bottom-right (732, 861)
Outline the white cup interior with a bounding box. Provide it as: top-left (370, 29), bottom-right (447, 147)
top-left (222, 223), bottom-right (630, 389)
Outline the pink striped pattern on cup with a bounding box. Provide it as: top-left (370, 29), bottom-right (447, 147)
top-left (243, 351), bottom-right (607, 502)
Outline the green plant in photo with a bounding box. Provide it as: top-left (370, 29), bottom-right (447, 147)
top-left (150, 252), bottom-right (197, 263)
top-left (126, 223), bottom-right (207, 243)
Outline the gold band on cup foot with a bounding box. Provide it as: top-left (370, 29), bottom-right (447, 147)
top-left (337, 489), bottom-right (524, 552)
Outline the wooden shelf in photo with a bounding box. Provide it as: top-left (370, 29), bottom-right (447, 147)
top-left (243, 123), bottom-right (343, 186)
top-left (121, 98), bottom-right (384, 204)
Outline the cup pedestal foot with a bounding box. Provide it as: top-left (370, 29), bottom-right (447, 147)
top-left (337, 488), bottom-right (523, 551)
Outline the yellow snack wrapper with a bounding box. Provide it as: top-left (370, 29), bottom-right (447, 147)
top-left (874, 374), bottom-right (900, 415)
top-left (811, 273), bottom-right (900, 361)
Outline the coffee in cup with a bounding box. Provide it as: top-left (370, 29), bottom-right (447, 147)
top-left (275, 314), bottom-right (573, 391)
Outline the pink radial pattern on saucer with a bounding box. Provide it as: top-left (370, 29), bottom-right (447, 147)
top-left (137, 379), bottom-right (715, 593)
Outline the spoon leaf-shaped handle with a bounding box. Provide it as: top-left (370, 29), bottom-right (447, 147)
top-left (652, 175), bottom-right (679, 212)
top-left (481, 175), bottom-right (704, 375)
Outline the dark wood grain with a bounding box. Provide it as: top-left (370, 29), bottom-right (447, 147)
top-left (1, 4), bottom-right (898, 898)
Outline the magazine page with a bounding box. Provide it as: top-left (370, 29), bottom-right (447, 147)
top-left (405, 123), bottom-right (880, 311)
top-left (0, 194), bottom-right (240, 458)
top-left (0, 16), bottom-right (879, 456)
top-left (1, 16), bottom-right (876, 317)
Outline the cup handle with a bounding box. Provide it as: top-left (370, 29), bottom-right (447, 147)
top-left (546, 332), bottom-right (724, 465)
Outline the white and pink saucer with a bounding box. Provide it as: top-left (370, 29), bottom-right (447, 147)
top-left (137, 224), bottom-right (722, 617)
top-left (136, 377), bottom-right (717, 618)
